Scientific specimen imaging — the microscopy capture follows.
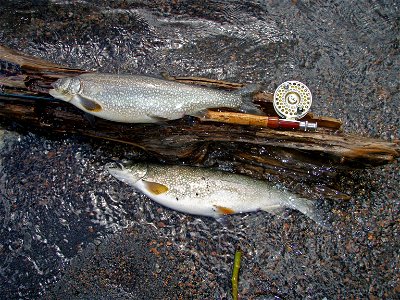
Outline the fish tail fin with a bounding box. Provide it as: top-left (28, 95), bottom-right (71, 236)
top-left (286, 196), bottom-right (332, 229)
top-left (235, 84), bottom-right (265, 115)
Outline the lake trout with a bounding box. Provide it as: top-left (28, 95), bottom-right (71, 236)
top-left (107, 162), bottom-right (324, 224)
top-left (49, 73), bottom-right (262, 123)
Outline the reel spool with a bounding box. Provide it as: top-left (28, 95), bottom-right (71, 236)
top-left (273, 81), bottom-right (312, 120)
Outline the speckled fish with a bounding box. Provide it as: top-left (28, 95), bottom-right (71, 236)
top-left (107, 162), bottom-right (324, 224)
top-left (49, 73), bottom-right (262, 123)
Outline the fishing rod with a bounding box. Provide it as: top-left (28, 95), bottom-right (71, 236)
top-left (205, 81), bottom-right (318, 132)
top-left (204, 110), bottom-right (317, 131)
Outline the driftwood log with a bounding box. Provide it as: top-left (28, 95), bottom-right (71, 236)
top-left (0, 45), bottom-right (399, 200)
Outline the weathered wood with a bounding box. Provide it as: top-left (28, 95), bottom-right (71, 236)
top-left (0, 45), bottom-right (83, 74)
top-left (0, 45), bottom-right (399, 201)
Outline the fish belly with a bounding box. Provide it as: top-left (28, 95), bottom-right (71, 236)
top-left (136, 181), bottom-right (264, 218)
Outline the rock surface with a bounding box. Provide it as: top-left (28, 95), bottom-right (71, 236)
top-left (0, 1), bottom-right (399, 299)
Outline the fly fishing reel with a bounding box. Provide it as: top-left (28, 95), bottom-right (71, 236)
top-left (273, 81), bottom-right (317, 131)
top-left (273, 81), bottom-right (312, 120)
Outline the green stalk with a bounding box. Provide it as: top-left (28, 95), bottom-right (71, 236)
top-left (231, 248), bottom-right (242, 300)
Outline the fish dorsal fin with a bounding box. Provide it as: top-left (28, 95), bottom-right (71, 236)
top-left (143, 180), bottom-right (169, 195)
top-left (77, 95), bottom-right (102, 112)
top-left (214, 205), bottom-right (236, 215)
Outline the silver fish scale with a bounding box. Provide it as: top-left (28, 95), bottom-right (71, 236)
top-left (144, 164), bottom-right (275, 205)
top-left (77, 74), bottom-right (242, 122)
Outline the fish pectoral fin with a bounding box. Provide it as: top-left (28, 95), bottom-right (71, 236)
top-left (214, 205), bottom-right (236, 215)
top-left (143, 180), bottom-right (169, 195)
top-left (77, 95), bottom-right (102, 112)
top-left (49, 89), bottom-right (73, 102)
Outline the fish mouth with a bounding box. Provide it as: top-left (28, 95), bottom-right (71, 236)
top-left (106, 163), bottom-right (133, 185)
top-left (105, 160), bottom-right (124, 170)
top-left (48, 87), bottom-right (73, 102)
top-left (105, 160), bottom-right (127, 176)
top-left (48, 88), bottom-right (59, 97)
top-left (106, 161), bottom-right (148, 185)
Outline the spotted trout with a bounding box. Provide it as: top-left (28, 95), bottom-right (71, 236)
top-left (107, 162), bottom-right (325, 225)
top-left (49, 73), bottom-right (263, 123)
